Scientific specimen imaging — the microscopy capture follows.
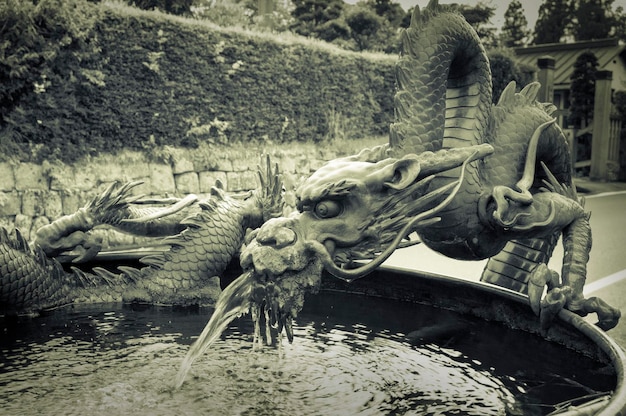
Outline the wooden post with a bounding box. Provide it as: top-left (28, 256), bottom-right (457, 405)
top-left (590, 70), bottom-right (613, 180)
top-left (537, 56), bottom-right (555, 103)
top-left (608, 113), bottom-right (622, 180)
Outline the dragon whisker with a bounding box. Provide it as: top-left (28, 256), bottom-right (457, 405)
top-left (318, 152), bottom-right (473, 282)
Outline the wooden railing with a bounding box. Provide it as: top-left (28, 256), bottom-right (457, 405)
top-left (607, 112), bottom-right (623, 180)
top-left (568, 108), bottom-right (622, 180)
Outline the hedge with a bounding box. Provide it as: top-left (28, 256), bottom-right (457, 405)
top-left (0, 1), bottom-right (534, 164)
top-left (0, 1), bottom-right (396, 163)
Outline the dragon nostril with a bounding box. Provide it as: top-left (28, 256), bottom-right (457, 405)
top-left (257, 227), bottom-right (296, 248)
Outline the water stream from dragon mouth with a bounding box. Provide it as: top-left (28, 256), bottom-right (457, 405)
top-left (174, 267), bottom-right (305, 389)
top-left (174, 270), bottom-right (256, 389)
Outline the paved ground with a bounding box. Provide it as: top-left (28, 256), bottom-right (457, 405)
top-left (573, 177), bottom-right (626, 349)
top-left (574, 176), bottom-right (626, 196)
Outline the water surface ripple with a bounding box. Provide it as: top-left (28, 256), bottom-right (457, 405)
top-left (0, 293), bottom-right (614, 415)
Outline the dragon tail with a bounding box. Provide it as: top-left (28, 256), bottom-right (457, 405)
top-left (1, 227), bottom-right (72, 313)
top-left (0, 224), bottom-right (139, 313)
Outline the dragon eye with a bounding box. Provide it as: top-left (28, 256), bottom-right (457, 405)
top-left (314, 200), bottom-right (342, 218)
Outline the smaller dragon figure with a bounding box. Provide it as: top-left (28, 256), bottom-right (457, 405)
top-left (0, 157), bottom-right (284, 315)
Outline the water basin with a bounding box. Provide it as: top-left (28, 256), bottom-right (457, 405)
top-left (0, 267), bottom-right (623, 415)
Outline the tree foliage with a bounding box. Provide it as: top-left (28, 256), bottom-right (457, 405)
top-left (613, 6), bottom-right (626, 41)
top-left (571, 0), bottom-right (615, 41)
top-left (0, 0), bottom-right (102, 123)
top-left (532, 0), bottom-right (626, 43)
top-left (289, 0), bottom-right (409, 52)
top-left (128, 0), bottom-right (193, 15)
top-left (343, 0), bottom-right (403, 52)
top-left (1, 1), bottom-right (397, 162)
top-left (365, 0), bottom-right (405, 26)
top-left (454, 2), bottom-right (498, 48)
top-left (500, 0), bottom-right (529, 47)
top-left (290, 0), bottom-right (344, 38)
top-left (488, 48), bottom-right (535, 103)
top-left (569, 51), bottom-right (599, 128)
top-left (191, 0), bottom-right (294, 32)
top-left (191, 0), bottom-right (254, 28)
top-left (345, 6), bottom-right (384, 51)
top-left (533, 0), bottom-right (574, 44)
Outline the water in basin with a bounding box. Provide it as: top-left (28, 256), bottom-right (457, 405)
top-left (0, 291), bottom-right (614, 416)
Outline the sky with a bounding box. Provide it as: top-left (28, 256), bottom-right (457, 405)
top-left (399, 0), bottom-right (626, 31)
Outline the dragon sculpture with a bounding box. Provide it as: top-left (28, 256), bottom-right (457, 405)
top-left (238, 0), bottom-right (621, 335)
top-left (0, 158), bottom-right (283, 315)
top-left (0, 1), bottom-right (620, 337)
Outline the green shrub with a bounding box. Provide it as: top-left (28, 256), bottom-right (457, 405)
top-left (0, 2), bottom-right (395, 163)
top-left (0, 0), bottom-right (101, 117)
top-left (0, 0), bottom-right (104, 160)
top-left (488, 48), bottom-right (536, 103)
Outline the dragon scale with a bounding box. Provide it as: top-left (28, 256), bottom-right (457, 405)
top-left (0, 228), bottom-right (71, 312)
top-left (390, 4), bottom-right (492, 156)
top-left (390, 3), bottom-right (494, 258)
top-left (0, 190), bottom-right (244, 313)
top-left (389, 3), bottom-right (569, 266)
top-left (114, 187), bottom-right (254, 304)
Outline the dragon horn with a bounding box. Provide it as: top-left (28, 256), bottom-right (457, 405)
top-left (416, 143), bottom-right (493, 179)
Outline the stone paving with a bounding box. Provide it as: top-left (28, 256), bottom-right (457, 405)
top-left (574, 176), bottom-right (626, 195)
top-left (574, 176), bottom-right (626, 349)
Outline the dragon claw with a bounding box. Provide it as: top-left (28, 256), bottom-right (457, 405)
top-left (576, 296), bottom-right (622, 331)
top-left (528, 283), bottom-right (544, 316)
top-left (527, 264), bottom-right (621, 330)
top-left (71, 242), bottom-right (103, 264)
top-left (539, 286), bottom-right (570, 329)
top-left (528, 263), bottom-right (559, 316)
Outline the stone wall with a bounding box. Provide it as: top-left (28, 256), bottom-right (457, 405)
top-left (0, 140), bottom-right (378, 245)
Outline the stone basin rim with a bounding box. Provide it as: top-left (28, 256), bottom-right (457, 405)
top-left (318, 264), bottom-right (626, 416)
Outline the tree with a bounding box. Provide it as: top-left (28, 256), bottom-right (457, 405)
top-left (488, 48), bottom-right (535, 103)
top-left (532, 0), bottom-right (574, 44)
top-left (344, 5), bottom-right (384, 51)
top-left (191, 0), bottom-right (254, 28)
top-left (129, 0), bottom-right (193, 15)
top-left (365, 0), bottom-right (405, 26)
top-left (571, 0), bottom-right (616, 41)
top-left (290, 0), bottom-right (345, 38)
top-left (363, 0), bottom-right (408, 52)
top-left (500, 0), bottom-right (530, 47)
top-left (316, 18), bottom-right (351, 42)
top-left (569, 51), bottom-right (599, 128)
top-left (612, 6), bottom-right (626, 41)
top-left (455, 2), bottom-right (498, 48)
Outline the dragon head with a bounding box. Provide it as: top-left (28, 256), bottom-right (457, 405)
top-left (241, 143), bottom-right (493, 283)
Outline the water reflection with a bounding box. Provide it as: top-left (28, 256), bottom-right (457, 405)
top-left (0, 292), bottom-right (615, 416)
